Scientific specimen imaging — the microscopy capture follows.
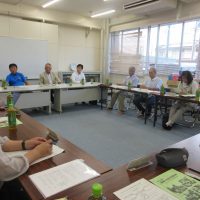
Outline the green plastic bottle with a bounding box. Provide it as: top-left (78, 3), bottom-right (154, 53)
top-left (69, 78), bottom-right (72, 86)
top-left (195, 89), bottom-right (200, 101)
top-left (7, 92), bottom-right (13, 108)
top-left (81, 78), bottom-right (85, 85)
top-left (8, 103), bottom-right (16, 130)
top-left (128, 81), bottom-right (132, 90)
top-left (88, 183), bottom-right (107, 200)
top-left (160, 84), bottom-right (165, 96)
top-left (105, 79), bottom-right (109, 86)
top-left (2, 79), bottom-right (7, 89)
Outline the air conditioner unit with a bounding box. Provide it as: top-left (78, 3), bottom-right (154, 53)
top-left (123, 0), bottom-right (177, 14)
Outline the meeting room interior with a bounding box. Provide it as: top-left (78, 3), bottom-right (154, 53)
top-left (0, 0), bottom-right (200, 200)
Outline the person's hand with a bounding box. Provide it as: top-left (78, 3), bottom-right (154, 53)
top-left (25, 141), bottom-right (52, 163)
top-left (33, 141), bottom-right (52, 157)
top-left (25, 137), bottom-right (47, 150)
top-left (140, 85), bottom-right (147, 89)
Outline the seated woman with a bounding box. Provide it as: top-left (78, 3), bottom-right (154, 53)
top-left (0, 136), bottom-right (52, 199)
top-left (166, 71), bottom-right (199, 128)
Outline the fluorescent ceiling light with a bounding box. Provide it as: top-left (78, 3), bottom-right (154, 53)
top-left (42, 0), bottom-right (61, 8)
top-left (91, 10), bottom-right (116, 18)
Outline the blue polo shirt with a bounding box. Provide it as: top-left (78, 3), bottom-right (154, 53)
top-left (6, 72), bottom-right (27, 86)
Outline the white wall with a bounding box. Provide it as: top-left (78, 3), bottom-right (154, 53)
top-left (58, 26), bottom-right (101, 72)
top-left (0, 15), bottom-right (101, 76)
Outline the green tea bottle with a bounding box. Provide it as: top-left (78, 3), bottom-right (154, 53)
top-left (160, 84), bottom-right (165, 95)
top-left (8, 103), bottom-right (16, 130)
top-left (128, 81), bottom-right (132, 90)
top-left (2, 79), bottom-right (7, 89)
top-left (195, 88), bottom-right (200, 101)
top-left (7, 92), bottom-right (13, 108)
top-left (81, 78), bottom-right (85, 85)
top-left (69, 78), bottom-right (72, 86)
top-left (88, 183), bottom-right (107, 200)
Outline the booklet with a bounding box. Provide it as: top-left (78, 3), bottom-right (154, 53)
top-left (151, 169), bottom-right (200, 200)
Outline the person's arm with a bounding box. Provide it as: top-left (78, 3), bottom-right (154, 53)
top-left (0, 139), bottom-right (52, 181)
top-left (2, 137), bottom-right (47, 152)
top-left (39, 74), bottom-right (44, 85)
top-left (54, 73), bottom-right (62, 84)
top-left (192, 81), bottom-right (199, 94)
top-left (71, 73), bottom-right (80, 84)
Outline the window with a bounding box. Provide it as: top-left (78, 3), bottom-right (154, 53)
top-left (109, 19), bottom-right (200, 75)
top-left (122, 30), bottom-right (138, 55)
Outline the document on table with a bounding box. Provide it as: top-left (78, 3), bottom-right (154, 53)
top-left (151, 169), bottom-right (200, 200)
top-left (114, 178), bottom-right (177, 200)
top-left (29, 159), bottom-right (100, 198)
top-left (5, 144), bottom-right (64, 166)
top-left (0, 116), bottom-right (22, 128)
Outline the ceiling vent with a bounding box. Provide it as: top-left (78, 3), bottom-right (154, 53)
top-left (123, 0), bottom-right (177, 14)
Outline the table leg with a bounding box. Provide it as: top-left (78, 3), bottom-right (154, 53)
top-left (101, 87), bottom-right (103, 110)
top-left (144, 96), bottom-right (148, 124)
top-left (153, 96), bottom-right (158, 127)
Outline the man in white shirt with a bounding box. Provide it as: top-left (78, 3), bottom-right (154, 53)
top-left (71, 64), bottom-right (86, 84)
top-left (133, 67), bottom-right (162, 117)
top-left (108, 66), bottom-right (139, 114)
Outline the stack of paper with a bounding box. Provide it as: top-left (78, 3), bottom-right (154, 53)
top-left (6, 144), bottom-right (64, 166)
top-left (114, 178), bottom-right (177, 200)
top-left (29, 159), bottom-right (100, 198)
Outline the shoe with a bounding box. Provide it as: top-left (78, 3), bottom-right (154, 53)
top-left (107, 107), bottom-right (113, 111)
top-left (118, 110), bottom-right (125, 115)
top-left (137, 111), bottom-right (144, 118)
top-left (166, 120), bottom-right (173, 127)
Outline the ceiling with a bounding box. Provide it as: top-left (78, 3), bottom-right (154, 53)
top-left (0, 0), bottom-right (198, 18)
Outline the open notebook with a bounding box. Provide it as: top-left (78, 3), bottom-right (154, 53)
top-left (5, 144), bottom-right (64, 165)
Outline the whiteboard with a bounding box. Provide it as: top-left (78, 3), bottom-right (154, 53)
top-left (0, 37), bottom-right (48, 79)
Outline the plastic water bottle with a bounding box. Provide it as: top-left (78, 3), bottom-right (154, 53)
top-left (8, 103), bottom-right (16, 130)
top-left (88, 183), bottom-right (107, 200)
top-left (7, 92), bottom-right (13, 108)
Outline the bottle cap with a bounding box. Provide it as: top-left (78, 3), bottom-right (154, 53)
top-left (92, 183), bottom-right (103, 198)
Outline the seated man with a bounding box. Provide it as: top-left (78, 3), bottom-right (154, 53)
top-left (133, 67), bottom-right (162, 117)
top-left (6, 63), bottom-right (28, 86)
top-left (71, 64), bottom-right (86, 84)
top-left (6, 63), bottom-right (29, 104)
top-left (39, 63), bottom-right (61, 85)
top-left (108, 66), bottom-right (139, 114)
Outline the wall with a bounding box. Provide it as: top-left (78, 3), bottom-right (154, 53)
top-left (58, 26), bottom-right (101, 72)
top-left (0, 15), bottom-right (101, 76)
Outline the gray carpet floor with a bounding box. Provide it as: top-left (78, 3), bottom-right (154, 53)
top-left (27, 104), bottom-right (200, 168)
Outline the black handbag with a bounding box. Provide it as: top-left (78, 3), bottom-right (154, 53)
top-left (156, 148), bottom-right (189, 168)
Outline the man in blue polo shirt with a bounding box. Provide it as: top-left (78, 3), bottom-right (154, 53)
top-left (6, 63), bottom-right (29, 104)
top-left (6, 63), bottom-right (28, 86)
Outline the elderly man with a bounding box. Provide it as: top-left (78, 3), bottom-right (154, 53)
top-left (133, 67), bottom-right (162, 117)
top-left (108, 66), bottom-right (139, 114)
top-left (39, 63), bottom-right (61, 85)
top-left (39, 63), bottom-right (61, 104)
